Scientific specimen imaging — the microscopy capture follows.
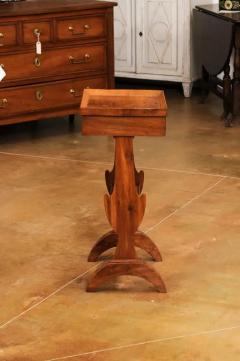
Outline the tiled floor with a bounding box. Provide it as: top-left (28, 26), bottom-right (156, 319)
top-left (0, 88), bottom-right (239, 361)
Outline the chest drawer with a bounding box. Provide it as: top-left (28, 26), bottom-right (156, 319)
top-left (0, 76), bottom-right (107, 119)
top-left (56, 15), bottom-right (105, 41)
top-left (0, 44), bottom-right (106, 83)
top-left (0, 24), bottom-right (17, 48)
top-left (22, 21), bottom-right (52, 44)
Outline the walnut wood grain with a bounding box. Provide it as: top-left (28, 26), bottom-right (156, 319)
top-left (0, 76), bottom-right (107, 122)
top-left (22, 21), bottom-right (52, 45)
top-left (0, 0), bottom-right (117, 18)
top-left (88, 230), bottom-right (162, 262)
top-left (82, 115), bottom-right (166, 137)
top-left (87, 260), bottom-right (166, 293)
top-left (0, 0), bottom-right (116, 126)
top-left (0, 24), bottom-right (17, 47)
top-left (0, 44), bottom-right (106, 84)
top-left (57, 15), bottom-right (106, 41)
top-left (80, 89), bottom-right (167, 117)
top-left (81, 89), bottom-right (167, 292)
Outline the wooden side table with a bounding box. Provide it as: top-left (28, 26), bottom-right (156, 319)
top-left (80, 89), bottom-right (167, 292)
top-left (194, 4), bottom-right (240, 126)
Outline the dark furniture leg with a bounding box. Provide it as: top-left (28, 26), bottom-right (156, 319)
top-left (233, 26), bottom-right (240, 123)
top-left (222, 63), bottom-right (233, 127)
top-left (200, 66), bottom-right (210, 103)
top-left (69, 114), bottom-right (75, 124)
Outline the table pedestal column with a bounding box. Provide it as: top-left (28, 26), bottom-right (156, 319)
top-left (87, 137), bottom-right (166, 292)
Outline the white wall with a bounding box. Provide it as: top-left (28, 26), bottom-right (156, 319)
top-left (192, 0), bottom-right (218, 6)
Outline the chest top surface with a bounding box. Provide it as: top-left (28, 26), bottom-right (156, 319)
top-left (0, 0), bottom-right (117, 17)
top-left (196, 4), bottom-right (240, 23)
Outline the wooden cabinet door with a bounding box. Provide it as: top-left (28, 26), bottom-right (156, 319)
top-left (136, 0), bottom-right (184, 76)
top-left (110, 0), bottom-right (136, 73)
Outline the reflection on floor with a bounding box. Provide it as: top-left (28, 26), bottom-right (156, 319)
top-left (0, 85), bottom-right (239, 361)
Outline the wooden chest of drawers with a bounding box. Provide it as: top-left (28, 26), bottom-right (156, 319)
top-left (0, 0), bottom-right (116, 126)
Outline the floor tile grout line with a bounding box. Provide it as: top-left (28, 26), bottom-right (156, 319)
top-left (0, 179), bottom-right (225, 329)
top-left (43, 324), bottom-right (240, 361)
top-left (0, 176), bottom-right (224, 333)
top-left (0, 151), bottom-right (112, 167)
top-left (0, 179), bottom-right (224, 332)
top-left (0, 178), bottom-right (225, 330)
top-left (0, 263), bottom-right (99, 330)
top-left (144, 177), bottom-right (225, 234)
top-left (0, 161), bottom-right (233, 332)
top-left (0, 151), bottom-right (239, 180)
top-left (140, 165), bottom-right (240, 180)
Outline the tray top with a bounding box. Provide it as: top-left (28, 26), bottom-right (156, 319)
top-left (80, 89), bottom-right (167, 117)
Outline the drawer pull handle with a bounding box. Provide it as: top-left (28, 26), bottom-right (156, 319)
top-left (0, 98), bottom-right (7, 108)
top-left (33, 28), bottom-right (41, 36)
top-left (36, 90), bottom-right (43, 101)
top-left (68, 24), bottom-right (90, 35)
top-left (0, 33), bottom-right (3, 46)
top-left (70, 88), bottom-right (81, 97)
top-left (34, 57), bottom-right (41, 67)
top-left (69, 54), bottom-right (91, 64)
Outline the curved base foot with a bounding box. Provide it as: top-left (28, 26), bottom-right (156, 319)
top-left (88, 231), bottom-right (162, 262)
top-left (87, 260), bottom-right (166, 293)
top-left (135, 232), bottom-right (162, 261)
top-left (88, 231), bottom-right (117, 262)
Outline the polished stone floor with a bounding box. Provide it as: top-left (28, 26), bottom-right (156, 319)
top-left (0, 87), bottom-right (239, 361)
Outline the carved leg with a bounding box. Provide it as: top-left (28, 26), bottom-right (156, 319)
top-left (200, 66), bottom-right (210, 103)
top-left (88, 231), bottom-right (162, 262)
top-left (87, 260), bottom-right (167, 293)
top-left (87, 137), bottom-right (166, 292)
top-left (233, 26), bottom-right (240, 122)
top-left (222, 63), bottom-right (233, 127)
